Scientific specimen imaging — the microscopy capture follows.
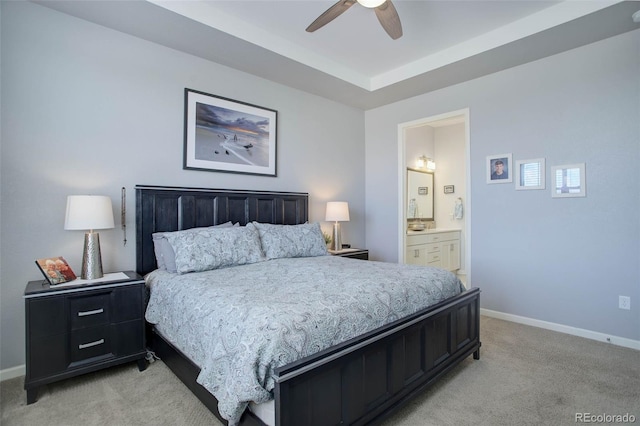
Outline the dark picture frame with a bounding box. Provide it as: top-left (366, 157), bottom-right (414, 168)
top-left (444, 185), bottom-right (455, 194)
top-left (35, 256), bottom-right (77, 285)
top-left (183, 88), bottom-right (277, 176)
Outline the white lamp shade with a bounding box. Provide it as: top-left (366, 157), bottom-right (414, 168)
top-left (325, 201), bottom-right (350, 222)
top-left (65, 195), bottom-right (115, 230)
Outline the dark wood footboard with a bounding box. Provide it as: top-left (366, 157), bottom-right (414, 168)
top-left (274, 287), bottom-right (480, 426)
top-left (150, 287), bottom-right (480, 426)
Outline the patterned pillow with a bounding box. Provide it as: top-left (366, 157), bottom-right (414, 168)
top-left (251, 222), bottom-right (328, 260)
top-left (152, 222), bottom-right (234, 273)
top-left (164, 225), bottom-right (265, 274)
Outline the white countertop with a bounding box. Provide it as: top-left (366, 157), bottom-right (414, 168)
top-left (407, 228), bottom-right (461, 235)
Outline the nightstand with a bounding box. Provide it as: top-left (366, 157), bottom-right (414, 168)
top-left (24, 271), bottom-right (147, 404)
top-left (329, 248), bottom-right (369, 260)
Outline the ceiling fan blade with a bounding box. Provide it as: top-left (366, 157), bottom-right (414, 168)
top-left (306, 0), bottom-right (356, 33)
top-left (375, 0), bottom-right (403, 40)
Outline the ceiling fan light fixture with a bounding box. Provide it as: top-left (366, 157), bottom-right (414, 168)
top-left (307, 0), bottom-right (401, 40)
top-left (357, 0), bottom-right (386, 8)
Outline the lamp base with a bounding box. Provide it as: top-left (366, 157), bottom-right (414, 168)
top-left (332, 222), bottom-right (342, 251)
top-left (81, 232), bottom-right (104, 280)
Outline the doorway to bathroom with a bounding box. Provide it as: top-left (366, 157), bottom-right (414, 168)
top-left (397, 108), bottom-right (471, 287)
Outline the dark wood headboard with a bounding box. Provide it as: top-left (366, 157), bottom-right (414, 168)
top-left (135, 185), bottom-right (309, 276)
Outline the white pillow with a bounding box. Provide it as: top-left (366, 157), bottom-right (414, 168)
top-left (251, 222), bottom-right (328, 260)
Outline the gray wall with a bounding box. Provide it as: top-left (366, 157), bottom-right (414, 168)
top-left (365, 29), bottom-right (640, 341)
top-left (0, 2), bottom-right (365, 370)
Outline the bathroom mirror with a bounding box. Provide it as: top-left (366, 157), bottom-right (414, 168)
top-left (407, 168), bottom-right (434, 226)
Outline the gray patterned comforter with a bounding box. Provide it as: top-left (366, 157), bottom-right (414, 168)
top-left (145, 255), bottom-right (465, 425)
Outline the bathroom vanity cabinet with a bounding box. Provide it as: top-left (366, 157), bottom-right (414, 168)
top-left (406, 230), bottom-right (461, 272)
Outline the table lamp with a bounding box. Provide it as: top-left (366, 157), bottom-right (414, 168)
top-left (64, 195), bottom-right (115, 280)
top-left (325, 201), bottom-right (350, 251)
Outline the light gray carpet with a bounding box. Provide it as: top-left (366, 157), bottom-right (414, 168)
top-left (2, 316), bottom-right (638, 426)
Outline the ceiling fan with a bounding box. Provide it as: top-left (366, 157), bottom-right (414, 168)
top-left (306, 0), bottom-right (403, 40)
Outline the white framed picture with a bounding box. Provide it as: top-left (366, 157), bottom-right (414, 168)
top-left (486, 153), bottom-right (512, 184)
top-left (515, 158), bottom-right (545, 190)
top-left (551, 163), bottom-right (586, 198)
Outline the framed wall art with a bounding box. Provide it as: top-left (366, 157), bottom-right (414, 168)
top-left (551, 163), bottom-right (586, 198)
top-left (486, 153), bottom-right (512, 184)
top-left (515, 158), bottom-right (545, 190)
top-left (443, 185), bottom-right (455, 194)
top-left (183, 88), bottom-right (277, 176)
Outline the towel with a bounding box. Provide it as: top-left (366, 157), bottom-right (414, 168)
top-left (454, 198), bottom-right (463, 220)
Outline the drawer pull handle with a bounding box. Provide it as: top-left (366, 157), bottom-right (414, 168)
top-left (414, 249), bottom-right (419, 258)
top-left (78, 308), bottom-right (104, 317)
top-left (79, 339), bottom-right (104, 350)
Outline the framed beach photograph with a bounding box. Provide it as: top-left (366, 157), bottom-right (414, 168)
top-left (35, 256), bottom-right (77, 285)
top-left (183, 88), bottom-right (277, 176)
top-left (486, 153), bottom-right (513, 184)
top-left (551, 163), bottom-right (586, 198)
top-left (515, 158), bottom-right (545, 190)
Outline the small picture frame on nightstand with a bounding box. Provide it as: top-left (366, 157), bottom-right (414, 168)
top-left (35, 257), bottom-right (77, 285)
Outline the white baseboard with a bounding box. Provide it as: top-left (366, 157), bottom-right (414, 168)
top-left (0, 364), bottom-right (25, 382)
top-left (481, 308), bottom-right (640, 351)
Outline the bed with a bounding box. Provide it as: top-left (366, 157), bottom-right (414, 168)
top-left (136, 185), bottom-right (481, 426)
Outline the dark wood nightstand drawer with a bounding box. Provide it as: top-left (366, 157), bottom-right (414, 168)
top-left (70, 326), bottom-right (113, 364)
top-left (69, 293), bottom-right (110, 330)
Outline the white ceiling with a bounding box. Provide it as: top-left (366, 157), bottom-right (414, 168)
top-left (36, 0), bottom-right (640, 109)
